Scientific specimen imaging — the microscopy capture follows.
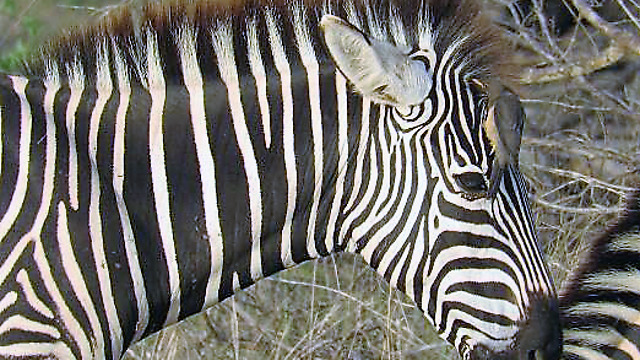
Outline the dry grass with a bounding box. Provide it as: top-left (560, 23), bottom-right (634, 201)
top-left (1, 0), bottom-right (639, 359)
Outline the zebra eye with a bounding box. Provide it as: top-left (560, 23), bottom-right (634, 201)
top-left (454, 172), bottom-right (488, 194)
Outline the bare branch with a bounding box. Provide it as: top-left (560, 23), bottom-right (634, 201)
top-left (520, 44), bottom-right (625, 84)
top-left (571, 0), bottom-right (640, 55)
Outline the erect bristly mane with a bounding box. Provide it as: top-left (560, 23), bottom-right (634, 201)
top-left (22, 0), bottom-right (516, 91)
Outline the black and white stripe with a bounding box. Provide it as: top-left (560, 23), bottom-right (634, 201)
top-left (0, 0), bottom-right (559, 359)
top-left (560, 190), bottom-right (640, 360)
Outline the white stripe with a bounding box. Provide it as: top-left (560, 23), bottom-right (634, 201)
top-left (16, 269), bottom-right (53, 319)
top-left (57, 201), bottom-right (103, 359)
top-left (388, 233), bottom-right (411, 288)
top-left (357, 111), bottom-right (394, 226)
top-left (453, 327), bottom-right (511, 354)
top-left (112, 41), bottom-right (149, 343)
top-left (89, 43), bottom-right (123, 358)
top-left (24, 64), bottom-right (59, 237)
top-left (497, 174), bottom-right (546, 294)
top-left (370, 130), bottom-right (429, 273)
top-left (147, 29), bottom-right (181, 327)
top-left (565, 302), bottom-right (640, 326)
top-left (444, 291), bottom-right (520, 322)
top-left (343, 99), bottom-right (370, 213)
top-left (212, 21), bottom-right (263, 281)
top-left (0, 342), bottom-right (75, 359)
top-left (232, 272), bottom-right (241, 292)
top-left (0, 292), bottom-right (17, 315)
top-left (324, 72), bottom-right (349, 253)
top-left (404, 217), bottom-right (426, 302)
top-left (0, 76), bottom-right (31, 238)
top-left (443, 308), bottom-right (516, 347)
top-left (513, 171), bottom-right (553, 294)
top-left (453, 68), bottom-right (478, 162)
top-left (0, 315), bottom-right (60, 339)
top-left (0, 238), bottom-right (31, 287)
top-left (247, 18), bottom-right (272, 149)
top-left (265, 9), bottom-right (297, 267)
top-left (491, 190), bottom-right (539, 296)
top-left (33, 237), bottom-right (91, 359)
top-left (0, 107), bottom-right (3, 178)
top-left (293, 5), bottom-right (323, 257)
top-left (435, 267), bottom-right (520, 336)
top-left (583, 270), bottom-right (640, 294)
top-left (563, 344), bottom-right (613, 360)
top-left (176, 26), bottom-right (224, 306)
top-left (564, 328), bottom-right (640, 359)
top-left (608, 232), bottom-right (640, 252)
top-left (65, 61), bottom-right (83, 211)
top-left (342, 104), bottom-right (380, 250)
top-left (494, 193), bottom-right (534, 303)
top-left (347, 143), bottom-right (380, 253)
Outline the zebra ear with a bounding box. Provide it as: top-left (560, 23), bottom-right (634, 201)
top-left (320, 15), bottom-right (431, 107)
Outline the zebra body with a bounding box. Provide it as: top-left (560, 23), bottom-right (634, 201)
top-left (0, 0), bottom-right (559, 359)
top-left (560, 191), bottom-right (640, 359)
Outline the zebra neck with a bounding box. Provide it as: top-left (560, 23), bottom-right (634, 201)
top-left (0, 52), bottom-right (378, 354)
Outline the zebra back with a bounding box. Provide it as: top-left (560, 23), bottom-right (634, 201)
top-left (560, 190), bottom-right (640, 359)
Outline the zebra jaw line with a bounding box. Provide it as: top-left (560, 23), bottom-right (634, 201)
top-left (0, 0), bottom-right (560, 359)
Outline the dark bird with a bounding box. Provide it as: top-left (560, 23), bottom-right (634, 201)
top-left (485, 88), bottom-right (525, 198)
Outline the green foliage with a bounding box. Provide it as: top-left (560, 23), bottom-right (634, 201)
top-left (0, 0), bottom-right (44, 72)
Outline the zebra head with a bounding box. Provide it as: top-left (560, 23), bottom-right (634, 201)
top-left (320, 2), bottom-right (560, 359)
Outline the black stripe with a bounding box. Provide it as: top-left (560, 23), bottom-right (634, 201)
top-left (123, 88), bottom-right (168, 336)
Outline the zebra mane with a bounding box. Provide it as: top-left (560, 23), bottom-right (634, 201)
top-left (22, 0), bottom-right (515, 90)
top-left (559, 189), bottom-right (640, 302)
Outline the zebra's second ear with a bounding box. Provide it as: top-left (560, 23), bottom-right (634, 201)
top-left (320, 15), bottom-right (431, 107)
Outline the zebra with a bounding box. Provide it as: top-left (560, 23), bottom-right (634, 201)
top-left (559, 190), bottom-right (640, 359)
top-left (0, 0), bottom-right (560, 359)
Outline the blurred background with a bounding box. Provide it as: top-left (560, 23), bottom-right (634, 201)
top-left (1, 0), bottom-right (638, 359)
